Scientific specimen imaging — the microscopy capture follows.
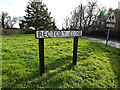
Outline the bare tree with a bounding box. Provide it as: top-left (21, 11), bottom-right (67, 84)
top-left (18, 16), bottom-right (25, 29)
top-left (67, 0), bottom-right (105, 31)
top-left (10, 17), bottom-right (17, 28)
top-left (1, 12), bottom-right (8, 29)
top-left (5, 16), bottom-right (11, 29)
top-left (64, 4), bottom-right (83, 30)
top-left (0, 11), bottom-right (18, 29)
top-left (64, 16), bottom-right (69, 30)
top-left (82, 0), bottom-right (100, 30)
top-left (5, 16), bottom-right (18, 29)
top-left (69, 5), bottom-right (82, 30)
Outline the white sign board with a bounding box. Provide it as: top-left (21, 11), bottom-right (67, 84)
top-left (106, 24), bottom-right (115, 28)
top-left (105, 11), bottom-right (117, 24)
top-left (119, 1), bottom-right (120, 10)
top-left (36, 30), bottom-right (82, 38)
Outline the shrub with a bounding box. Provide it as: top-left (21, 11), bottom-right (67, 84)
top-left (2, 29), bottom-right (22, 35)
top-left (22, 29), bottom-right (35, 34)
top-left (2, 29), bottom-right (35, 35)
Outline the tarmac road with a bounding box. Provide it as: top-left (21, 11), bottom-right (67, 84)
top-left (82, 36), bottom-right (120, 49)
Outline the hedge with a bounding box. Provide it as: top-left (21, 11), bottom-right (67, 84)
top-left (2, 29), bottom-right (35, 35)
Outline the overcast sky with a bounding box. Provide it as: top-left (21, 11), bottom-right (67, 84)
top-left (0, 0), bottom-right (120, 29)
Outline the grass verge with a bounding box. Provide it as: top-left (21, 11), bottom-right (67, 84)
top-left (2, 34), bottom-right (120, 88)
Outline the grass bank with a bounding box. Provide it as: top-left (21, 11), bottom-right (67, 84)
top-left (2, 34), bottom-right (120, 88)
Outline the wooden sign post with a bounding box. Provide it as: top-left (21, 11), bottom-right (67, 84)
top-left (35, 30), bottom-right (82, 76)
top-left (39, 38), bottom-right (45, 76)
top-left (73, 37), bottom-right (78, 65)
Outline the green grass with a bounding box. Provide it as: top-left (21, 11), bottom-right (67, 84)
top-left (2, 34), bottom-right (120, 88)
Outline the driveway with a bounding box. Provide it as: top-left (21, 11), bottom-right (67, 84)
top-left (82, 36), bottom-right (120, 49)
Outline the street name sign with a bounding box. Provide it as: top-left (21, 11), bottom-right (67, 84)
top-left (35, 30), bottom-right (82, 76)
top-left (105, 11), bottom-right (117, 24)
top-left (35, 30), bottom-right (82, 38)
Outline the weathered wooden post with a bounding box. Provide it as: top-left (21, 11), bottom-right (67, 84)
top-left (37, 27), bottom-right (45, 76)
top-left (39, 38), bottom-right (45, 76)
top-left (73, 36), bottom-right (78, 65)
top-left (73, 29), bottom-right (78, 65)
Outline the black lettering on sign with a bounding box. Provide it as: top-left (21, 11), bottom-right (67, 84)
top-left (38, 31), bottom-right (43, 37)
top-left (47, 31), bottom-right (50, 37)
top-left (76, 31), bottom-right (78, 36)
top-left (77, 31), bottom-right (79, 36)
top-left (71, 31), bottom-right (74, 36)
top-left (69, 31), bottom-right (72, 36)
top-left (58, 31), bottom-right (62, 37)
top-left (52, 31), bottom-right (55, 37)
top-left (43, 31), bottom-right (47, 37)
top-left (63, 31), bottom-right (66, 36)
top-left (78, 31), bottom-right (81, 36)
top-left (36, 30), bottom-right (82, 38)
top-left (55, 31), bottom-right (58, 37)
top-left (73, 31), bottom-right (76, 36)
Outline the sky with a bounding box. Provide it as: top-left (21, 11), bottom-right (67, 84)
top-left (0, 0), bottom-right (120, 29)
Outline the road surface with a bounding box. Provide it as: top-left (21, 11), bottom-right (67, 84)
top-left (82, 36), bottom-right (120, 49)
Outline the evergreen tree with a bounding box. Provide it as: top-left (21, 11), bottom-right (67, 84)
top-left (22, 0), bottom-right (52, 30)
